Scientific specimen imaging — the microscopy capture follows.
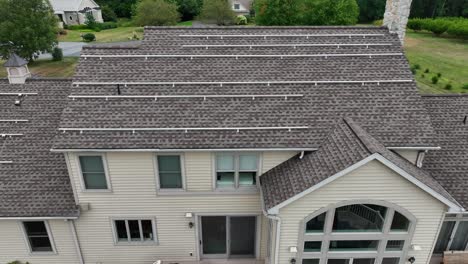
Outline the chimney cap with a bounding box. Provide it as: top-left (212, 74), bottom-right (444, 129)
top-left (3, 53), bottom-right (28, 67)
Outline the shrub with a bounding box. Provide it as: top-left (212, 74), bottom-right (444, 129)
top-left (414, 64), bottom-right (421, 70)
top-left (424, 68), bottom-right (430, 73)
top-left (134, 0), bottom-right (180, 26)
top-left (101, 5), bottom-right (118, 22)
top-left (52, 47), bottom-right (63, 61)
top-left (447, 21), bottom-right (468, 39)
top-left (372, 19), bottom-right (383, 26)
top-left (236, 15), bottom-right (247, 25)
top-left (463, 84), bottom-right (468, 90)
top-left (407, 18), bottom-right (423, 31)
top-left (96, 22), bottom-right (118, 30)
top-left (426, 19), bottom-right (450, 35)
top-left (300, 0), bottom-right (360, 26)
top-left (82, 33), bottom-right (96, 42)
top-left (437, 72), bottom-right (442, 77)
top-left (445, 83), bottom-right (452, 90)
top-left (117, 18), bottom-right (135, 27)
top-left (421, 74), bottom-right (425, 78)
top-left (431, 76), bottom-right (439, 84)
top-left (85, 12), bottom-right (98, 30)
top-left (67, 24), bottom-right (88, 30)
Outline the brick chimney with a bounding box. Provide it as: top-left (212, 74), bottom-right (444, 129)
top-left (3, 53), bottom-right (31, 84)
top-left (383, 0), bottom-right (413, 43)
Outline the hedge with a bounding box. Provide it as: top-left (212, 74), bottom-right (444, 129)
top-left (407, 17), bottom-right (468, 38)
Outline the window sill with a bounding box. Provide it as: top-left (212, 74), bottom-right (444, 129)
top-left (114, 241), bottom-right (159, 246)
top-left (156, 189), bottom-right (259, 196)
top-left (29, 251), bottom-right (57, 256)
top-left (81, 189), bottom-right (112, 193)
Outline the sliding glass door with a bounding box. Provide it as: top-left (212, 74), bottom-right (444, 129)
top-left (200, 216), bottom-right (257, 259)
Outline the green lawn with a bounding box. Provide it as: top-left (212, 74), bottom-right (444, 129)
top-left (0, 57), bottom-right (78, 78)
top-left (404, 31), bottom-right (468, 94)
top-left (177, 20), bottom-right (193, 26)
top-left (59, 27), bottom-right (144, 43)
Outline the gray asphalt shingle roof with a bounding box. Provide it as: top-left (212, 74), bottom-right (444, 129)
top-left (0, 78), bottom-right (78, 217)
top-left (260, 117), bottom-right (460, 210)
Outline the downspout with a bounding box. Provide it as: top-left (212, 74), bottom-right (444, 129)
top-left (69, 220), bottom-right (84, 264)
top-left (260, 183), bottom-right (281, 264)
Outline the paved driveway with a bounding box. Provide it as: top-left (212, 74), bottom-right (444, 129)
top-left (39, 41), bottom-right (141, 59)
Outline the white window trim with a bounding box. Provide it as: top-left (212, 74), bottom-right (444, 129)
top-left (20, 220), bottom-right (58, 255)
top-left (76, 153), bottom-right (112, 192)
top-left (154, 153), bottom-right (186, 192)
top-left (110, 217), bottom-right (159, 246)
top-left (212, 152), bottom-right (262, 190)
top-left (433, 214), bottom-right (468, 254)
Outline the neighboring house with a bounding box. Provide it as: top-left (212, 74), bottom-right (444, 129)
top-left (1, 1), bottom-right (468, 264)
top-left (49, 0), bottom-right (103, 27)
top-left (230, 0), bottom-right (253, 15)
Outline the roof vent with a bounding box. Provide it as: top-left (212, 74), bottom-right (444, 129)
top-left (14, 94), bottom-right (24, 106)
top-left (3, 53), bottom-right (30, 84)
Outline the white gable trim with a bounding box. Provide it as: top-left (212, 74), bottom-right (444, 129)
top-left (266, 153), bottom-right (463, 214)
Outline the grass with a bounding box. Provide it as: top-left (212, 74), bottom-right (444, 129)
top-left (404, 31), bottom-right (468, 94)
top-left (177, 20), bottom-right (193, 26)
top-left (0, 57), bottom-right (79, 78)
top-left (59, 26), bottom-right (144, 43)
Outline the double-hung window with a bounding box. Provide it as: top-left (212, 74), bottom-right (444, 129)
top-left (113, 219), bottom-right (157, 244)
top-left (22, 221), bottom-right (55, 253)
top-left (156, 155), bottom-right (184, 189)
top-left (79, 155), bottom-right (109, 190)
top-left (215, 153), bottom-right (258, 189)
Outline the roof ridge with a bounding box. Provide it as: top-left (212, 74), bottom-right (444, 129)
top-left (342, 117), bottom-right (380, 154)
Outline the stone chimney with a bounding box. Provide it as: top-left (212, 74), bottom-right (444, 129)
top-left (3, 53), bottom-right (31, 84)
top-left (383, 0), bottom-right (413, 43)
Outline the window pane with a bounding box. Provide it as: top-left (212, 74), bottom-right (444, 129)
top-left (158, 156), bottom-right (180, 172)
top-left (128, 220), bottom-right (141, 241)
top-left (158, 156), bottom-right (182, 188)
top-left (450, 221), bottom-right (468, 250)
top-left (159, 172), bottom-right (183, 188)
top-left (217, 172), bottom-right (235, 187)
top-left (303, 260), bottom-right (320, 264)
top-left (306, 212), bottom-right (326, 233)
top-left (83, 172), bottom-right (108, 189)
top-left (333, 204), bottom-right (386, 232)
top-left (386, 240), bottom-right (405, 251)
top-left (217, 155), bottom-right (234, 171)
top-left (327, 260), bottom-right (350, 264)
top-left (239, 155), bottom-right (257, 170)
top-left (353, 259), bottom-right (375, 264)
top-left (239, 172), bottom-right (256, 186)
top-left (329, 240), bottom-right (378, 251)
top-left (79, 156), bottom-right (105, 172)
top-left (390, 211), bottom-right (410, 231)
top-left (141, 220), bottom-right (154, 241)
top-left (23, 222), bottom-right (52, 252)
top-left (382, 258), bottom-right (400, 264)
top-left (115, 220), bottom-right (128, 241)
top-left (304, 241), bottom-right (322, 252)
top-left (434, 221), bottom-right (456, 253)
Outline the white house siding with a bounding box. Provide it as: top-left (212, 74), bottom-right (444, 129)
top-left (276, 160), bottom-right (447, 264)
top-left (65, 151), bottom-right (294, 264)
top-left (394, 150), bottom-right (419, 164)
top-left (0, 220), bottom-right (80, 264)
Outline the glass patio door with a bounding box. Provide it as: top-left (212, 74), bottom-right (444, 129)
top-left (200, 216), bottom-right (256, 259)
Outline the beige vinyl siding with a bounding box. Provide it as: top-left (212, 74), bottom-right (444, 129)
top-left (394, 150), bottom-right (419, 164)
top-left (277, 160), bottom-right (447, 264)
top-left (0, 220), bottom-right (80, 264)
top-left (262, 151), bottom-right (297, 173)
top-left (66, 151), bottom-right (294, 264)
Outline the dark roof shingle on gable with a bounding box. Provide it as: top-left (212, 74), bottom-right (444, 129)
top-left (0, 78), bottom-right (78, 217)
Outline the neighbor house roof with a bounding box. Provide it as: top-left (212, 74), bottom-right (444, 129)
top-left (52, 26), bottom-right (437, 150)
top-left (49, 0), bottom-right (98, 12)
top-left (0, 78), bottom-right (78, 217)
top-left (422, 95), bottom-right (468, 209)
top-left (260, 117), bottom-right (461, 211)
top-left (3, 53), bottom-right (28, 67)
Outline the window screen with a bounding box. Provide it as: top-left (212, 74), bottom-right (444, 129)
top-left (79, 156), bottom-right (107, 189)
top-left (158, 155), bottom-right (183, 188)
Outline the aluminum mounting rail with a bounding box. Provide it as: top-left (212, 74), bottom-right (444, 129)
top-left (179, 34), bottom-right (385, 38)
top-left (73, 80), bottom-right (414, 87)
top-left (0, 133), bottom-right (23, 137)
top-left (0, 161), bottom-right (13, 164)
top-left (59, 126), bottom-right (309, 133)
top-left (82, 53), bottom-right (403, 59)
top-left (0, 120), bottom-right (29, 123)
top-left (68, 94), bottom-right (304, 100)
top-left (0, 93), bottom-right (38, 96)
top-left (182, 43), bottom-right (393, 48)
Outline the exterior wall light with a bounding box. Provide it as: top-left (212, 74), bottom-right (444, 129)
top-left (290, 258), bottom-right (296, 264)
top-left (289, 246), bottom-right (298, 253)
top-left (408, 257), bottom-right (416, 264)
top-left (188, 222), bottom-right (194, 228)
top-left (185, 212), bottom-right (193, 218)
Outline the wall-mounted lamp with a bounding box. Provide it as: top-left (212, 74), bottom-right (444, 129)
top-left (408, 257), bottom-right (416, 264)
top-left (185, 212), bottom-right (193, 218)
top-left (188, 222), bottom-right (194, 228)
top-left (411, 245), bottom-right (422, 251)
top-left (290, 258), bottom-right (296, 264)
top-left (289, 246), bottom-right (298, 253)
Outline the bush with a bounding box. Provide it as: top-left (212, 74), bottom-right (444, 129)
top-left (66, 24), bottom-right (88, 30)
top-left (445, 83), bottom-right (452, 90)
top-left (421, 74), bottom-right (425, 78)
top-left (101, 5), bottom-right (118, 22)
top-left (424, 68), bottom-right (430, 73)
top-left (300, 0), bottom-right (360, 26)
top-left (236, 15), bottom-right (247, 25)
top-left (407, 18), bottom-right (423, 31)
top-left (198, 0), bottom-right (235, 25)
top-left (407, 17), bottom-right (468, 38)
top-left (413, 64), bottom-right (421, 70)
top-left (134, 0), bottom-right (180, 26)
top-left (117, 18), bottom-right (135, 27)
top-left (437, 72), bottom-right (442, 77)
top-left (82, 33), bottom-right (96, 42)
top-left (372, 19), bottom-right (383, 26)
top-left (427, 19), bottom-right (451, 35)
top-left (96, 22), bottom-right (118, 30)
top-left (52, 47), bottom-right (63, 61)
top-left (431, 76), bottom-right (439, 84)
top-left (463, 84), bottom-right (468, 90)
top-left (447, 21), bottom-right (468, 39)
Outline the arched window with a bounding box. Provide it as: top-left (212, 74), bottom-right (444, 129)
top-left (298, 201), bottom-right (416, 264)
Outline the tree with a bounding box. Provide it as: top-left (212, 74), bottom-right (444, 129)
top-left (177, 0), bottom-right (203, 21)
top-left (301, 0), bottom-right (359, 25)
top-left (0, 0), bottom-right (58, 60)
top-left (95, 0), bottom-right (137, 18)
top-left (134, 0), bottom-right (180, 26)
top-left (255, 0), bottom-right (300, 25)
top-left (101, 5), bottom-right (118, 22)
top-left (356, 0), bottom-right (385, 22)
top-left (198, 0), bottom-right (235, 25)
top-left (85, 12), bottom-right (98, 29)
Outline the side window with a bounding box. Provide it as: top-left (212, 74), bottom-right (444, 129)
top-left (215, 153), bottom-right (258, 189)
top-left (23, 221), bottom-right (54, 253)
top-left (157, 155), bottom-right (183, 189)
top-left (113, 219), bottom-right (157, 244)
top-left (79, 155), bottom-right (109, 190)
top-left (234, 3), bottom-right (240, 9)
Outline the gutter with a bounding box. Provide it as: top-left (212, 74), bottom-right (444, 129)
top-left (0, 216), bottom-right (79, 220)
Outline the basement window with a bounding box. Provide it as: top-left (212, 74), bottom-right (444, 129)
top-left (22, 221), bottom-right (55, 253)
top-left (215, 153), bottom-right (259, 189)
top-left (113, 219), bottom-right (157, 244)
